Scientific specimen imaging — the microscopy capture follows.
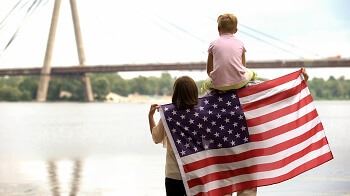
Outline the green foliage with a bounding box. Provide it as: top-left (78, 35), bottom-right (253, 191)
top-left (1, 73), bottom-right (350, 101)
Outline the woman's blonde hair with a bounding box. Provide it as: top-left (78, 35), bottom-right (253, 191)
top-left (217, 13), bottom-right (237, 33)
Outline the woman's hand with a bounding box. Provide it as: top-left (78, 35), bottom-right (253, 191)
top-left (149, 104), bottom-right (159, 117)
top-left (301, 67), bottom-right (309, 81)
top-left (148, 104), bottom-right (160, 133)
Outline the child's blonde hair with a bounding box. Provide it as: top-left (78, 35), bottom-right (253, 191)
top-left (217, 13), bottom-right (237, 33)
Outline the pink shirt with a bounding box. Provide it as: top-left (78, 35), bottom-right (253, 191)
top-left (208, 34), bottom-right (247, 88)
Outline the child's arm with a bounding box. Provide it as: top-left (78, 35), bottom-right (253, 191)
top-left (207, 53), bottom-right (213, 76)
top-left (242, 49), bottom-right (246, 66)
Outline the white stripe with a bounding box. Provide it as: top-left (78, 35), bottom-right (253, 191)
top-left (181, 117), bottom-right (321, 165)
top-left (244, 87), bottom-right (310, 119)
top-left (186, 129), bottom-right (326, 179)
top-left (239, 77), bottom-right (303, 104)
top-left (248, 101), bottom-right (316, 134)
top-left (189, 145), bottom-right (331, 195)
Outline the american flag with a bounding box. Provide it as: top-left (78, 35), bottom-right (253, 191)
top-left (160, 69), bottom-right (333, 196)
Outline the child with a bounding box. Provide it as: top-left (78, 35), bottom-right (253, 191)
top-left (148, 76), bottom-right (198, 196)
top-left (205, 13), bottom-right (257, 92)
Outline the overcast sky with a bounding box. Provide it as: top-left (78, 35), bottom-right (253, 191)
top-left (0, 0), bottom-right (349, 79)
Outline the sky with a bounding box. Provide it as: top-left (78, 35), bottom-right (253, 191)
top-left (0, 0), bottom-right (349, 80)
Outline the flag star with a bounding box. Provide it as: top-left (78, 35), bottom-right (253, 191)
top-left (194, 112), bottom-right (199, 117)
top-left (203, 116), bottom-right (208, 121)
top-left (219, 125), bottom-right (225, 130)
top-left (209, 139), bottom-right (214, 143)
top-left (214, 132), bottom-right (220, 137)
top-left (199, 106), bottom-right (204, 111)
top-left (223, 136), bottom-right (228, 141)
top-left (164, 107), bottom-right (169, 111)
top-left (176, 121), bottom-right (181, 126)
top-left (197, 123), bottom-right (203, 128)
top-left (193, 147), bottom-right (198, 152)
top-left (192, 131), bottom-right (197, 135)
top-left (189, 119), bottom-right (194, 124)
top-left (185, 143), bottom-right (190, 148)
top-left (180, 132), bottom-right (185, 137)
top-left (167, 117), bottom-right (172, 121)
top-left (244, 137), bottom-right (249, 142)
top-left (188, 137), bottom-right (192, 141)
top-left (241, 126), bottom-right (246, 131)
top-left (208, 110), bottom-right (213, 114)
top-left (226, 101), bottom-right (231, 106)
top-left (216, 114), bottom-right (221, 119)
top-left (235, 105), bottom-right (239, 110)
top-left (180, 150), bottom-right (186, 155)
top-left (231, 94), bottom-right (237, 99)
top-left (176, 139), bottom-right (181, 144)
top-left (231, 140), bottom-right (236, 146)
top-left (184, 126), bottom-right (189, 131)
top-left (239, 115), bottom-right (244, 120)
top-left (213, 104), bottom-right (218, 108)
top-left (172, 110), bottom-right (177, 115)
top-left (197, 141), bottom-right (201, 145)
top-left (186, 109), bottom-right (190, 113)
top-left (171, 129), bottom-right (176, 133)
top-left (180, 114), bottom-right (185, 119)
top-left (228, 129), bottom-right (233, 134)
top-left (225, 118), bottom-right (230, 123)
top-left (218, 97), bottom-right (223, 102)
top-left (211, 121), bottom-right (216, 126)
top-left (204, 144), bottom-right (209, 149)
top-left (230, 111), bottom-right (235, 116)
top-left (235, 133), bottom-right (241, 138)
top-left (204, 99), bottom-right (209, 105)
top-left (233, 122), bottom-right (238, 127)
top-left (201, 135), bottom-right (206, 139)
top-left (221, 108), bottom-right (226, 112)
top-left (218, 143), bottom-right (222, 147)
top-left (206, 128), bottom-right (211, 133)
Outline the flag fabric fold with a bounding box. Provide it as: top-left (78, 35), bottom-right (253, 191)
top-left (160, 69), bottom-right (333, 196)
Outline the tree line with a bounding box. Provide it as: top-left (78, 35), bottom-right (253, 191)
top-left (0, 73), bottom-right (349, 101)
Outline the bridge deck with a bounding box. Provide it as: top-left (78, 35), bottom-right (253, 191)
top-left (0, 59), bottom-right (349, 76)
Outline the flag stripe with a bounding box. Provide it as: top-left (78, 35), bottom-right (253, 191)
top-left (183, 122), bottom-right (324, 173)
top-left (191, 145), bottom-right (331, 195)
top-left (248, 101), bottom-right (317, 135)
top-left (246, 94), bottom-right (313, 127)
top-left (237, 69), bottom-right (302, 98)
top-left (243, 86), bottom-right (310, 119)
top-left (195, 152), bottom-right (333, 196)
top-left (242, 81), bottom-right (307, 112)
top-left (187, 137), bottom-right (329, 188)
top-left (250, 109), bottom-right (319, 141)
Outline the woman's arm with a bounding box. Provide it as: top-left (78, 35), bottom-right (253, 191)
top-left (207, 53), bottom-right (213, 76)
top-left (242, 49), bottom-right (246, 66)
top-left (148, 104), bottom-right (159, 133)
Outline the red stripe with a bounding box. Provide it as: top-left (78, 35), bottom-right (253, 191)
top-left (246, 94), bottom-right (313, 127)
top-left (183, 122), bottom-right (323, 173)
top-left (195, 152), bottom-right (333, 196)
top-left (237, 69), bottom-right (302, 98)
top-left (250, 109), bottom-right (319, 142)
top-left (188, 137), bottom-right (329, 188)
top-left (242, 81), bottom-right (307, 112)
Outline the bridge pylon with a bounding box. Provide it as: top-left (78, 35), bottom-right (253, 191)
top-left (36, 0), bottom-right (94, 102)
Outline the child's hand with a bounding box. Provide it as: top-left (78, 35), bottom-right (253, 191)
top-left (301, 67), bottom-right (309, 81)
top-left (149, 104), bottom-right (160, 117)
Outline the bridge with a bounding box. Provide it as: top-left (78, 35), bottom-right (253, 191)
top-left (1, 58), bottom-right (349, 76)
top-left (1, 0), bottom-right (349, 102)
